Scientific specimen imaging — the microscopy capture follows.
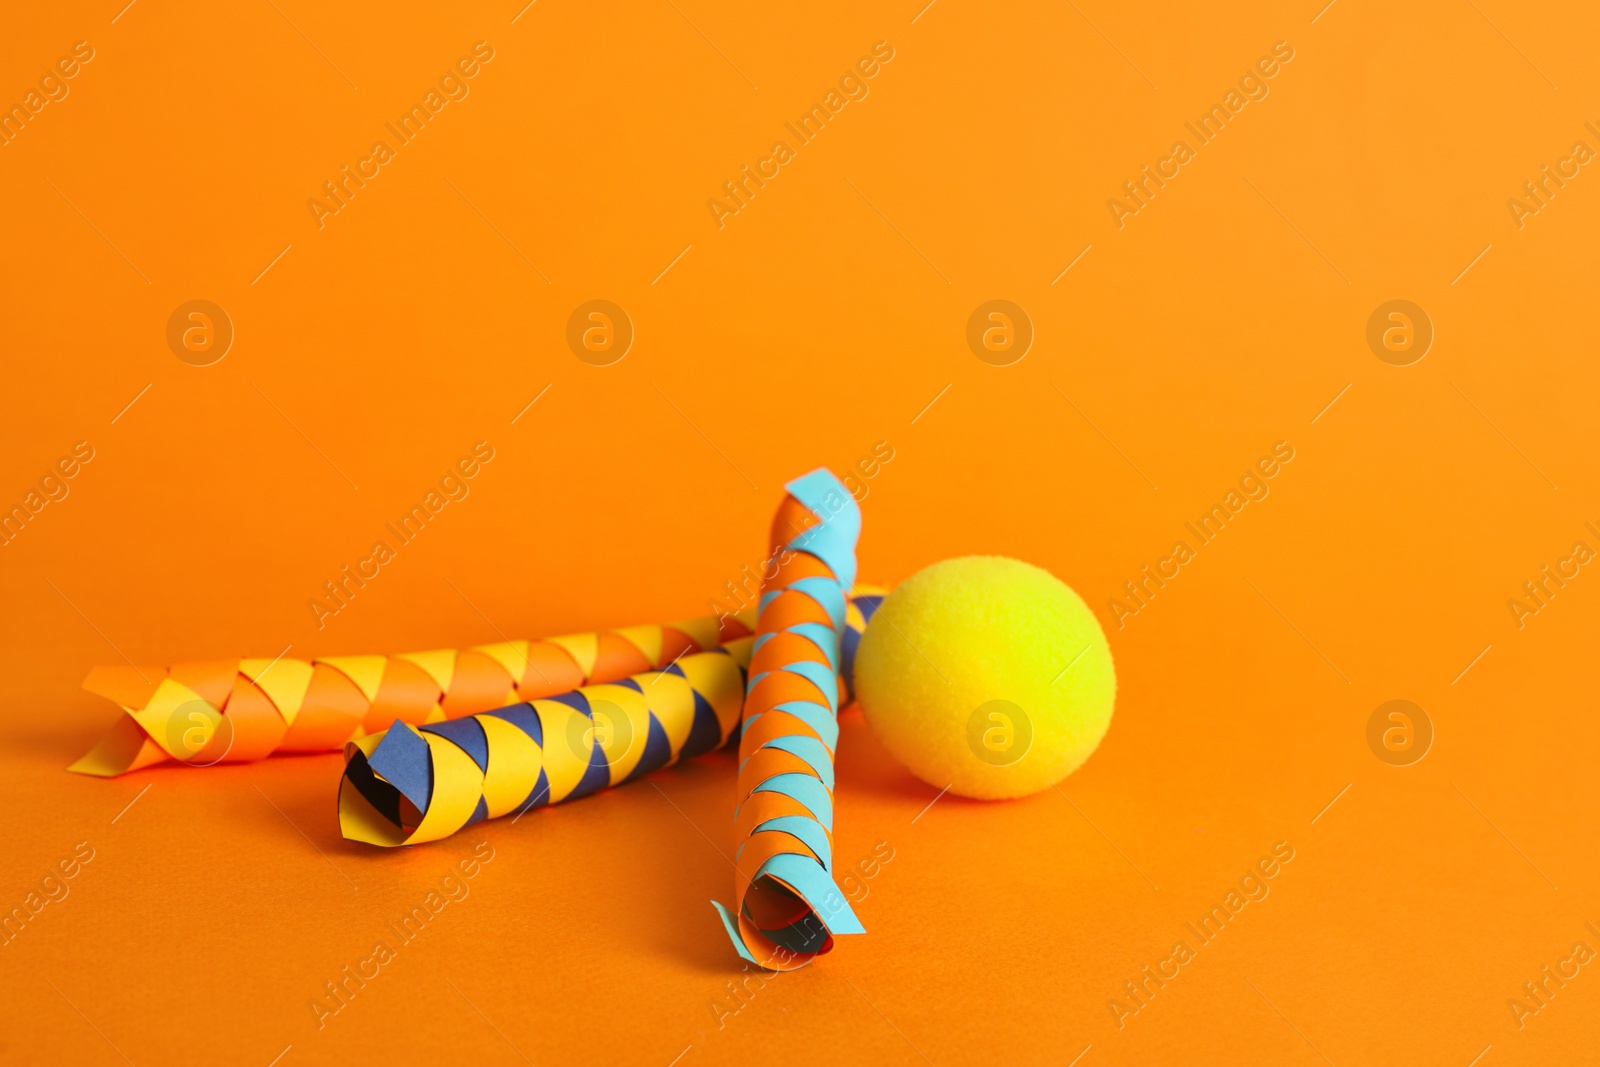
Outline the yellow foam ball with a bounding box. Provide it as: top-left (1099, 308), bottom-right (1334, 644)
top-left (855, 556), bottom-right (1116, 800)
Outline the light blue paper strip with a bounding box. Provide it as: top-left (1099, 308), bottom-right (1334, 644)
top-left (781, 660), bottom-right (839, 712)
top-left (738, 735), bottom-right (833, 790)
top-left (757, 853), bottom-right (865, 935)
top-left (736, 814), bottom-right (834, 870)
top-left (761, 735), bottom-right (834, 788)
top-left (746, 702), bottom-right (839, 751)
top-left (785, 470), bottom-right (861, 589)
top-left (710, 902), bottom-right (759, 964)
top-left (785, 621), bottom-right (840, 671)
top-left (788, 576), bottom-right (847, 630)
top-left (753, 772), bottom-right (834, 830)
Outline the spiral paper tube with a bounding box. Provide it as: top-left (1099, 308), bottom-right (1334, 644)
top-left (339, 641), bottom-right (753, 846)
top-left (69, 610), bottom-right (758, 777)
top-left (336, 585), bottom-right (887, 847)
top-left (712, 469), bottom-right (865, 970)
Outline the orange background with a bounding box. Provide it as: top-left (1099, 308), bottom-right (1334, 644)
top-left (3, 1), bottom-right (1598, 1063)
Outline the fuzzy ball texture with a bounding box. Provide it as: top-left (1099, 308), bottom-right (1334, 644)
top-left (855, 556), bottom-right (1116, 799)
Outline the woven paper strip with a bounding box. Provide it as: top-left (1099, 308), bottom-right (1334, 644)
top-left (339, 641), bottom-right (753, 846)
top-left (713, 469), bottom-right (865, 970)
top-left (69, 610), bottom-right (756, 777)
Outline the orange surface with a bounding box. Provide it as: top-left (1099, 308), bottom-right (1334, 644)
top-left (2, 2), bottom-right (1598, 1064)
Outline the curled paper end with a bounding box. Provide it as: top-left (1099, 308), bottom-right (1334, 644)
top-left (713, 858), bottom-right (867, 971)
top-left (710, 902), bottom-right (759, 966)
top-left (68, 716), bottom-right (166, 777)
